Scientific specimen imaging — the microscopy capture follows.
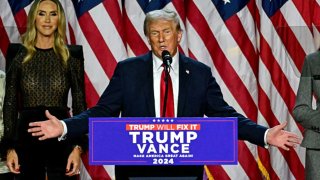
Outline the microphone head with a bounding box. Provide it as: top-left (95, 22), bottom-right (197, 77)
top-left (161, 50), bottom-right (172, 65)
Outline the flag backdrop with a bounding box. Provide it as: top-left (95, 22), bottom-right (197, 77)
top-left (0, 0), bottom-right (319, 179)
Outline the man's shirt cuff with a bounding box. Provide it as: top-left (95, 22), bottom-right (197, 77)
top-left (58, 120), bottom-right (68, 141)
top-left (264, 129), bottom-right (270, 149)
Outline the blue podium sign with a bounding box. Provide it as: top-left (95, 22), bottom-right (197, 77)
top-left (89, 117), bottom-right (238, 165)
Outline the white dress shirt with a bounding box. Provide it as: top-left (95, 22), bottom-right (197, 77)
top-left (152, 52), bottom-right (179, 117)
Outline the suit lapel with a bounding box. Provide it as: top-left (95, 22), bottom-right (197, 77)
top-left (177, 54), bottom-right (190, 117)
top-left (141, 52), bottom-right (156, 116)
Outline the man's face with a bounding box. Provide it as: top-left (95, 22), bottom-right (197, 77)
top-left (147, 19), bottom-right (182, 59)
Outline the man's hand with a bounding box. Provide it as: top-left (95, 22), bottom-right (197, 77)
top-left (28, 110), bottom-right (64, 140)
top-left (267, 121), bottom-right (301, 151)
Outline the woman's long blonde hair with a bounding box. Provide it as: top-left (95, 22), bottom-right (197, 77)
top-left (22, 0), bottom-right (69, 64)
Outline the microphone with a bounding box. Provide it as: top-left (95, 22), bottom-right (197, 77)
top-left (161, 50), bottom-right (172, 68)
top-left (161, 50), bottom-right (172, 117)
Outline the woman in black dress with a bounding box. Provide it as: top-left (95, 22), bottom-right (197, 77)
top-left (3, 0), bottom-right (87, 179)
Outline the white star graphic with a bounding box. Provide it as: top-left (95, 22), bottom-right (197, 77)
top-left (223, 0), bottom-right (231, 4)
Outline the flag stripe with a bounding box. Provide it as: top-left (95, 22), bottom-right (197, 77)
top-left (270, 10), bottom-right (305, 71)
top-left (123, 9), bottom-right (149, 56)
top-left (82, 152), bottom-right (112, 180)
top-left (89, 4), bottom-right (126, 62)
top-left (187, 1), bottom-right (262, 179)
top-left (67, 23), bottom-right (76, 45)
top-left (171, 0), bottom-right (186, 23)
top-left (13, 10), bottom-right (27, 35)
top-left (189, 0), bottom-right (259, 121)
top-left (102, 0), bottom-right (126, 46)
top-left (207, 165), bottom-right (230, 180)
top-left (226, 15), bottom-right (259, 76)
top-left (78, 13), bottom-right (117, 78)
top-left (259, 35), bottom-right (304, 179)
top-left (0, 18), bottom-right (10, 58)
top-left (84, 73), bottom-right (100, 108)
top-left (292, 0), bottom-right (313, 29)
top-left (259, 35), bottom-right (302, 132)
top-left (258, 147), bottom-right (280, 180)
top-left (237, 142), bottom-right (263, 179)
top-left (284, 1), bottom-right (314, 55)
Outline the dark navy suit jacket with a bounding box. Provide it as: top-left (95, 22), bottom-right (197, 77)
top-left (65, 51), bottom-right (268, 178)
top-left (66, 51), bottom-right (267, 146)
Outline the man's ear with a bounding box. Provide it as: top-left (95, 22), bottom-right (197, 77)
top-left (177, 30), bottom-right (182, 43)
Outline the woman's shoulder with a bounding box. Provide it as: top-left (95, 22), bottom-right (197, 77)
top-left (6, 43), bottom-right (26, 56)
top-left (6, 44), bottom-right (25, 70)
top-left (7, 43), bottom-right (24, 51)
top-left (67, 45), bottom-right (83, 61)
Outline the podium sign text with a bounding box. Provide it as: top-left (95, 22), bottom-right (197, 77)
top-left (89, 117), bottom-right (238, 165)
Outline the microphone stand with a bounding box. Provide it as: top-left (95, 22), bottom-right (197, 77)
top-left (161, 63), bottom-right (170, 117)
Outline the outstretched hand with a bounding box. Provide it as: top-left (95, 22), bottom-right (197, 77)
top-left (28, 110), bottom-right (64, 140)
top-left (267, 121), bottom-right (301, 151)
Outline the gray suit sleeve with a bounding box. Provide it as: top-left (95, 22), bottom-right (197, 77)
top-left (293, 53), bottom-right (320, 132)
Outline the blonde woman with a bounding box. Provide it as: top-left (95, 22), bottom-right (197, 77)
top-left (3, 0), bottom-right (86, 179)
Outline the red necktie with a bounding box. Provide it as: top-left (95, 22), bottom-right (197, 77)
top-left (160, 66), bottom-right (174, 117)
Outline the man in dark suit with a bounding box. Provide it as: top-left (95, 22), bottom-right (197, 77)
top-left (28, 9), bottom-right (300, 179)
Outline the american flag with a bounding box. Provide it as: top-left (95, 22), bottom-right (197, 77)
top-left (0, 0), bottom-right (317, 179)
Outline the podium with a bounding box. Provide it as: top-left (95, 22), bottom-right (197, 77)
top-left (89, 117), bottom-right (238, 179)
